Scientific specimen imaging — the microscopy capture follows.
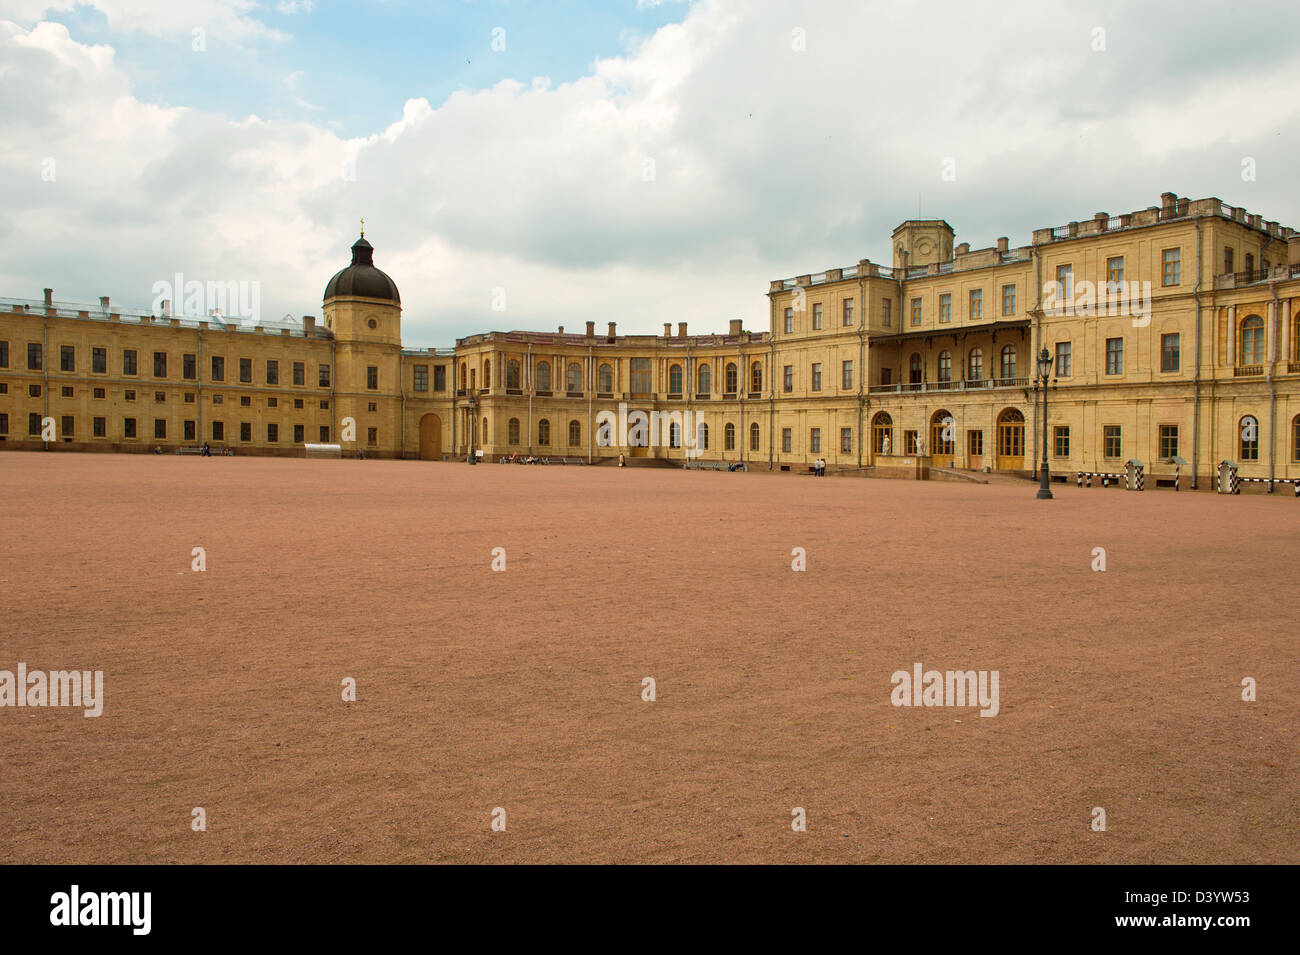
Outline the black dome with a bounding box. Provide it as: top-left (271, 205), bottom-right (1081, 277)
top-left (323, 235), bottom-right (400, 303)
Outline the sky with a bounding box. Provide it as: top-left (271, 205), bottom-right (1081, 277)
top-left (1, 0), bottom-right (1298, 346)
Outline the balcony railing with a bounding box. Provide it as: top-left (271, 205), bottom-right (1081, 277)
top-left (1234, 365), bottom-right (1263, 377)
top-left (867, 378), bottom-right (1029, 395)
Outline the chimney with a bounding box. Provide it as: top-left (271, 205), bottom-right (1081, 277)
top-left (557, 325), bottom-right (564, 335)
top-left (99, 296), bottom-right (110, 311)
top-left (585, 320), bottom-right (595, 337)
top-left (678, 322), bottom-right (688, 338)
top-left (1160, 191), bottom-right (1177, 211)
top-left (1094, 212), bottom-right (1108, 225)
top-left (663, 323), bottom-right (672, 337)
top-left (607, 321), bottom-right (616, 338)
top-left (996, 237), bottom-right (1008, 252)
top-left (303, 315), bottom-right (316, 336)
top-left (955, 242), bottom-right (970, 255)
top-left (160, 300), bottom-right (170, 316)
top-left (729, 319), bottom-right (743, 335)
top-left (43, 288), bottom-right (53, 307)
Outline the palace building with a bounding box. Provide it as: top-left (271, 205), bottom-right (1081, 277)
top-left (2, 191), bottom-right (1298, 488)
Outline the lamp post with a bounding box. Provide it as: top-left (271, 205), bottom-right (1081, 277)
top-left (1035, 346), bottom-right (1054, 499)
top-left (467, 393), bottom-right (477, 465)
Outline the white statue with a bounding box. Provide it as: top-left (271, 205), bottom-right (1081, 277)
top-left (881, 434), bottom-right (891, 455)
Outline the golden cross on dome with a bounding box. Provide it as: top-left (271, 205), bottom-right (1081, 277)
top-left (360, 217), bottom-right (365, 237)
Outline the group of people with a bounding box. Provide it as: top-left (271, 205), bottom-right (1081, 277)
top-left (812, 458), bottom-right (828, 477)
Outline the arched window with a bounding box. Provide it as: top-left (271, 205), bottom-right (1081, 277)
top-left (538, 418), bottom-right (551, 446)
top-left (724, 422), bottom-right (736, 450)
top-left (536, 361), bottom-right (551, 391)
top-left (1240, 315), bottom-right (1265, 365)
top-left (670, 421), bottom-right (681, 448)
top-left (872, 411), bottom-right (893, 454)
top-left (568, 419), bottom-right (581, 446)
top-left (725, 362), bottom-right (738, 394)
top-left (698, 364), bottom-right (711, 395)
top-left (968, 348), bottom-right (983, 382)
top-left (937, 350), bottom-right (952, 383)
top-left (1000, 345), bottom-right (1016, 381)
top-left (505, 359), bottom-right (520, 389)
top-left (909, 353), bottom-right (923, 385)
top-left (750, 421), bottom-right (760, 451)
top-left (508, 417), bottom-right (520, 444)
top-left (699, 422), bottom-right (710, 450)
top-left (669, 364), bottom-right (683, 395)
top-left (1240, 415), bottom-right (1259, 461)
top-left (931, 409), bottom-right (954, 455)
top-left (750, 361), bottom-right (762, 393)
top-left (598, 363), bottom-right (613, 394)
top-left (566, 362), bottom-right (581, 393)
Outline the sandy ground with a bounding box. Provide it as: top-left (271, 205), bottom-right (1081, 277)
top-left (0, 452), bottom-right (1295, 864)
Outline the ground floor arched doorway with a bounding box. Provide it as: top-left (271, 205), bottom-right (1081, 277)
top-left (419, 413), bottom-right (443, 460)
top-left (996, 408), bottom-right (1024, 471)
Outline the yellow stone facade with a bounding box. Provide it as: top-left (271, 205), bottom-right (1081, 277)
top-left (3, 191), bottom-right (1298, 488)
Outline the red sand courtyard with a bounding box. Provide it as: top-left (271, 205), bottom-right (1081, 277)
top-left (0, 452), bottom-right (1295, 863)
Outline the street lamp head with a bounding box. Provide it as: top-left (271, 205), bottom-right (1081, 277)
top-left (1036, 346), bottom-right (1054, 380)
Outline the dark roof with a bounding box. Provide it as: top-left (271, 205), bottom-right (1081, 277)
top-left (323, 235), bottom-right (400, 303)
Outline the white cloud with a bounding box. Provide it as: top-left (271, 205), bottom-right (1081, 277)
top-left (0, 0), bottom-right (285, 41)
top-left (3, 0), bottom-right (1300, 346)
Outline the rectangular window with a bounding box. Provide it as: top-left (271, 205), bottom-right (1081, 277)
top-left (1162, 248), bottom-right (1181, 286)
top-left (911, 298), bottom-right (922, 326)
top-left (239, 358), bottom-right (252, 383)
top-left (319, 426), bottom-right (330, 442)
top-left (0, 340), bottom-right (7, 368)
top-left (781, 428), bottom-right (792, 453)
top-left (319, 364), bottom-right (330, 388)
top-left (783, 307), bottom-right (793, 334)
top-left (153, 352), bottom-right (167, 377)
top-left (93, 416), bottom-right (106, 438)
top-left (29, 413), bottom-right (42, 436)
top-left (1055, 341), bottom-right (1072, 377)
top-left (810, 428), bottom-right (821, 453)
top-left (1053, 426), bottom-right (1069, 457)
top-left (29, 342), bottom-right (43, 370)
top-left (155, 391), bottom-right (166, 403)
top-left (433, 365), bottom-right (446, 391)
top-left (124, 417), bottom-right (137, 439)
top-left (1107, 256), bottom-right (1125, 290)
top-left (211, 355), bottom-right (225, 381)
top-left (631, 357), bottom-right (651, 395)
top-left (293, 398), bottom-right (303, 409)
top-left (1001, 284), bottom-right (1016, 316)
top-left (1104, 425), bottom-right (1122, 459)
top-left (29, 384), bottom-right (41, 398)
top-left (0, 413), bottom-right (7, 435)
top-left (1159, 425), bottom-right (1179, 460)
top-left (267, 397), bottom-right (278, 408)
top-left (969, 289), bottom-right (983, 320)
top-left (1056, 264), bottom-right (1073, 299)
top-left (842, 298), bottom-right (854, 326)
top-left (93, 387), bottom-right (105, 399)
top-left (154, 418), bottom-right (166, 439)
top-left (319, 399), bottom-right (329, 409)
top-left (92, 347), bottom-right (106, 374)
top-left (1161, 332), bottom-right (1180, 372)
top-left (413, 365), bottom-right (429, 392)
top-left (212, 421), bottom-right (224, 441)
top-left (61, 415), bottom-right (74, 438)
top-left (294, 424), bottom-right (304, 443)
top-left (240, 422), bottom-right (252, 442)
top-left (1245, 253), bottom-right (1254, 273)
top-left (367, 427), bottom-right (378, 446)
top-left (841, 427), bottom-right (852, 453)
top-left (124, 389), bottom-right (135, 401)
top-left (60, 345), bottom-right (75, 372)
top-left (123, 349), bottom-right (136, 376)
top-left (811, 363), bottom-right (822, 391)
top-left (783, 365), bottom-right (793, 392)
top-left (1224, 247), bottom-right (1234, 275)
top-left (968, 430), bottom-right (983, 457)
top-left (842, 360), bottom-right (853, 390)
top-left (812, 303), bottom-right (823, 330)
top-left (292, 361), bottom-right (305, 386)
top-left (184, 420), bottom-right (196, 442)
top-left (240, 395), bottom-right (251, 407)
top-left (266, 359), bottom-right (279, 385)
top-left (213, 395), bottom-right (223, 404)
top-left (882, 298), bottom-right (892, 327)
top-left (366, 366), bottom-right (378, 390)
top-left (938, 293), bottom-right (951, 324)
top-left (1105, 337), bottom-right (1123, 375)
top-left (62, 386), bottom-right (73, 397)
top-left (183, 353), bottom-right (196, 380)
top-left (267, 423), bottom-right (278, 443)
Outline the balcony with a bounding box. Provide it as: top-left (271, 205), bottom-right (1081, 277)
top-left (1234, 365), bottom-right (1263, 377)
top-left (867, 378), bottom-right (1029, 395)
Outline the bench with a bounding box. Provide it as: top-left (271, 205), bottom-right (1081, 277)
top-left (175, 447), bottom-right (202, 455)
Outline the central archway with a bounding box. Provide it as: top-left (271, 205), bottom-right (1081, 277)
top-left (418, 413), bottom-right (443, 460)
